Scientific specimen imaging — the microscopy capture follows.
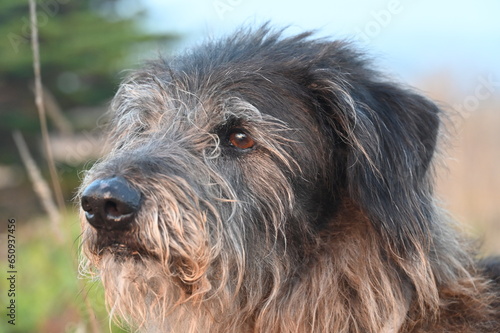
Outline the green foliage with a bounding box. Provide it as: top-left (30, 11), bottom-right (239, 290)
top-left (1, 0), bottom-right (176, 79)
top-left (0, 0), bottom-right (178, 159)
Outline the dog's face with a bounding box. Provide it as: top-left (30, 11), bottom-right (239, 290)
top-left (79, 28), bottom-right (441, 329)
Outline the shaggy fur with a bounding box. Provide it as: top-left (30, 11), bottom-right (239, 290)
top-left (79, 26), bottom-right (500, 332)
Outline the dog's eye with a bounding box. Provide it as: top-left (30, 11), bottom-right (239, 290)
top-left (228, 130), bottom-right (255, 150)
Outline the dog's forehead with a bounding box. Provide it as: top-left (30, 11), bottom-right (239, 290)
top-left (114, 62), bottom-right (317, 135)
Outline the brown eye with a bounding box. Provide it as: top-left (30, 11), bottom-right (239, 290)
top-left (228, 130), bottom-right (255, 150)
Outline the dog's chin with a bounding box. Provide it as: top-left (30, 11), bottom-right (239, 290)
top-left (89, 231), bottom-right (154, 263)
top-left (103, 243), bottom-right (141, 258)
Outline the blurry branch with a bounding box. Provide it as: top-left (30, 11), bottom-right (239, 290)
top-left (29, 0), bottom-right (65, 211)
top-left (12, 131), bottom-right (63, 242)
top-left (29, 84), bottom-right (74, 135)
top-left (43, 85), bottom-right (74, 136)
top-left (28, 4), bottom-right (101, 330)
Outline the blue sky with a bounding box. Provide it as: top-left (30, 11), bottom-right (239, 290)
top-left (138, 0), bottom-right (500, 91)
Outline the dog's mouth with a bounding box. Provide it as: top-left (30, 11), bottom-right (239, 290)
top-left (91, 230), bottom-right (154, 260)
top-left (105, 243), bottom-right (140, 257)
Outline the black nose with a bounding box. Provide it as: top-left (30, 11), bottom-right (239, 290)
top-left (81, 176), bottom-right (141, 231)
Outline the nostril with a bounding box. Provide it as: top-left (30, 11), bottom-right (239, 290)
top-left (104, 200), bottom-right (119, 218)
top-left (81, 198), bottom-right (93, 213)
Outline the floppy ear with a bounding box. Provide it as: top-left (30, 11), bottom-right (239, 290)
top-left (311, 74), bottom-right (441, 254)
top-left (350, 83), bottom-right (440, 251)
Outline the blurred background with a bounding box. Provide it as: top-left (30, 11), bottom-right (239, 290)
top-left (0, 0), bottom-right (499, 331)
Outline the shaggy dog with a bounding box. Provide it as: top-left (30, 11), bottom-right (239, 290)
top-left (79, 27), bottom-right (500, 332)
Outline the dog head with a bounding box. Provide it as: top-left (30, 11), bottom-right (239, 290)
top-left (79, 26), bottom-right (442, 330)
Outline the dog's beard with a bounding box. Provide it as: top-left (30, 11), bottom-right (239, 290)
top-left (84, 231), bottom-right (217, 332)
top-left (99, 254), bottom-right (172, 329)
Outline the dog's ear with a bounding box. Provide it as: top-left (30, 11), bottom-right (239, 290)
top-left (310, 71), bottom-right (441, 253)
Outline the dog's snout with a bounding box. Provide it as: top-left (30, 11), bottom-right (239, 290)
top-left (81, 176), bottom-right (141, 231)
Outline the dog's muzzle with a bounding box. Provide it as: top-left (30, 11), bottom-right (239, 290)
top-left (81, 176), bottom-right (141, 231)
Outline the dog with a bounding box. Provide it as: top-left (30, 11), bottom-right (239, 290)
top-left (79, 26), bottom-right (500, 332)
